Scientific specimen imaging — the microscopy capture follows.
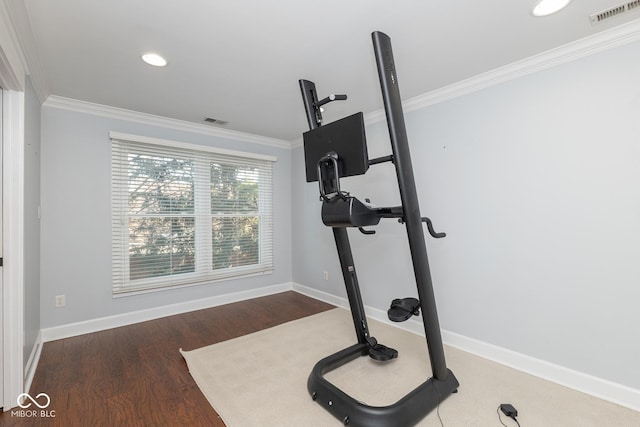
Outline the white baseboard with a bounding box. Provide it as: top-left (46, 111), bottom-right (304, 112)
top-left (291, 284), bottom-right (349, 309)
top-left (41, 282), bottom-right (293, 342)
top-left (35, 281), bottom-right (640, 412)
top-left (24, 330), bottom-right (42, 394)
top-left (292, 283), bottom-right (427, 334)
top-left (441, 329), bottom-right (640, 413)
top-left (292, 283), bottom-right (640, 412)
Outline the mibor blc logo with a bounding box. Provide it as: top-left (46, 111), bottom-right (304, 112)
top-left (11, 392), bottom-right (56, 418)
top-left (18, 392), bottom-right (50, 409)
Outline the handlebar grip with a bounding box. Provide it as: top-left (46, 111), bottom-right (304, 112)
top-left (358, 227), bottom-right (376, 235)
top-left (424, 217), bottom-right (446, 238)
top-left (397, 216), bottom-right (446, 238)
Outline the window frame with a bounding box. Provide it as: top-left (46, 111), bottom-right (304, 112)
top-left (110, 132), bottom-right (276, 296)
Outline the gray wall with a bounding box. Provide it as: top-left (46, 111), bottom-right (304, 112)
top-left (24, 75), bottom-right (41, 365)
top-left (292, 40), bottom-right (640, 390)
top-left (40, 107), bottom-right (292, 328)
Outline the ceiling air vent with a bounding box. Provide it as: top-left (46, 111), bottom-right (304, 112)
top-left (590, 1), bottom-right (640, 24)
top-left (204, 117), bottom-right (228, 125)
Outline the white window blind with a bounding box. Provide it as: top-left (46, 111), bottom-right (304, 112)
top-left (111, 133), bottom-right (275, 295)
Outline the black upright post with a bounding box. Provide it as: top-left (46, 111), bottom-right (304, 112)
top-left (332, 228), bottom-right (369, 344)
top-left (371, 31), bottom-right (448, 381)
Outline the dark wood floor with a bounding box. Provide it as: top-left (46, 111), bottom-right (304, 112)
top-left (0, 291), bottom-right (334, 427)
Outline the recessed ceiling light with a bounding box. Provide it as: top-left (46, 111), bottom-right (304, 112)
top-left (532, 0), bottom-right (572, 16)
top-left (141, 52), bottom-right (167, 67)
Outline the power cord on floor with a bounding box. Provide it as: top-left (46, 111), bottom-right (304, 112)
top-left (435, 400), bottom-right (444, 427)
top-left (497, 404), bottom-right (521, 427)
top-left (431, 381), bottom-right (445, 427)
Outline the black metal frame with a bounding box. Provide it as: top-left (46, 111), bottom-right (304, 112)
top-left (298, 31), bottom-right (458, 427)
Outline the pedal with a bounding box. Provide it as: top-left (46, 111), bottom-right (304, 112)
top-left (368, 343), bottom-right (398, 361)
top-left (387, 297), bottom-right (420, 322)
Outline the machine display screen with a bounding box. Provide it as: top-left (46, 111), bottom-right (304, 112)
top-left (303, 112), bottom-right (369, 182)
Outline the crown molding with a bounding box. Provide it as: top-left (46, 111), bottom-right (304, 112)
top-left (43, 95), bottom-right (293, 150)
top-left (4, 0), bottom-right (50, 103)
top-left (0, 0), bottom-right (25, 90)
top-left (109, 131), bottom-right (278, 162)
top-left (361, 19), bottom-right (640, 126)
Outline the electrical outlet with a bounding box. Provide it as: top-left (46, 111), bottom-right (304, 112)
top-left (323, 271), bottom-right (329, 281)
top-left (55, 295), bottom-right (66, 308)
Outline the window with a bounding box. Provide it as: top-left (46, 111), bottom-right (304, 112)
top-left (111, 132), bottom-right (275, 295)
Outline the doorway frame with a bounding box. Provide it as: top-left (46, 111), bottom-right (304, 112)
top-left (1, 2), bottom-right (26, 410)
top-left (1, 87), bottom-right (24, 411)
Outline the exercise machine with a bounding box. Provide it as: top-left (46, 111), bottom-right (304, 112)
top-left (298, 31), bottom-right (459, 427)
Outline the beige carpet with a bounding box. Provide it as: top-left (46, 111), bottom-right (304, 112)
top-left (180, 308), bottom-right (639, 426)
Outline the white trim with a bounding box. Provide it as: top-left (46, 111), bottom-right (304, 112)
top-left (290, 136), bottom-right (303, 149)
top-left (2, 89), bottom-right (25, 410)
top-left (45, 95), bottom-right (293, 150)
top-left (32, 20), bottom-right (640, 151)
top-left (110, 136), bottom-right (275, 296)
top-left (442, 329), bottom-right (640, 413)
top-left (109, 131), bottom-right (278, 162)
top-left (291, 283), bottom-right (349, 310)
top-left (2, 0), bottom-right (50, 103)
top-left (32, 281), bottom-right (640, 411)
top-left (292, 283), bottom-right (427, 336)
top-left (0, 1), bottom-right (25, 91)
top-left (289, 19), bottom-right (640, 145)
top-left (355, 19), bottom-right (640, 129)
top-left (41, 282), bottom-right (293, 342)
top-left (112, 270), bottom-right (273, 298)
top-left (291, 283), bottom-right (640, 412)
top-left (23, 331), bottom-right (42, 394)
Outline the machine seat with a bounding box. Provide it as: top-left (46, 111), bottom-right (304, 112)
top-left (321, 196), bottom-right (381, 228)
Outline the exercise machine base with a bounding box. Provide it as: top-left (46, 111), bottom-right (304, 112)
top-left (308, 343), bottom-right (460, 427)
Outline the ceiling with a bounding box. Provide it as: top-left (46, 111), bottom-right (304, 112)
top-left (8, 0), bottom-right (640, 142)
